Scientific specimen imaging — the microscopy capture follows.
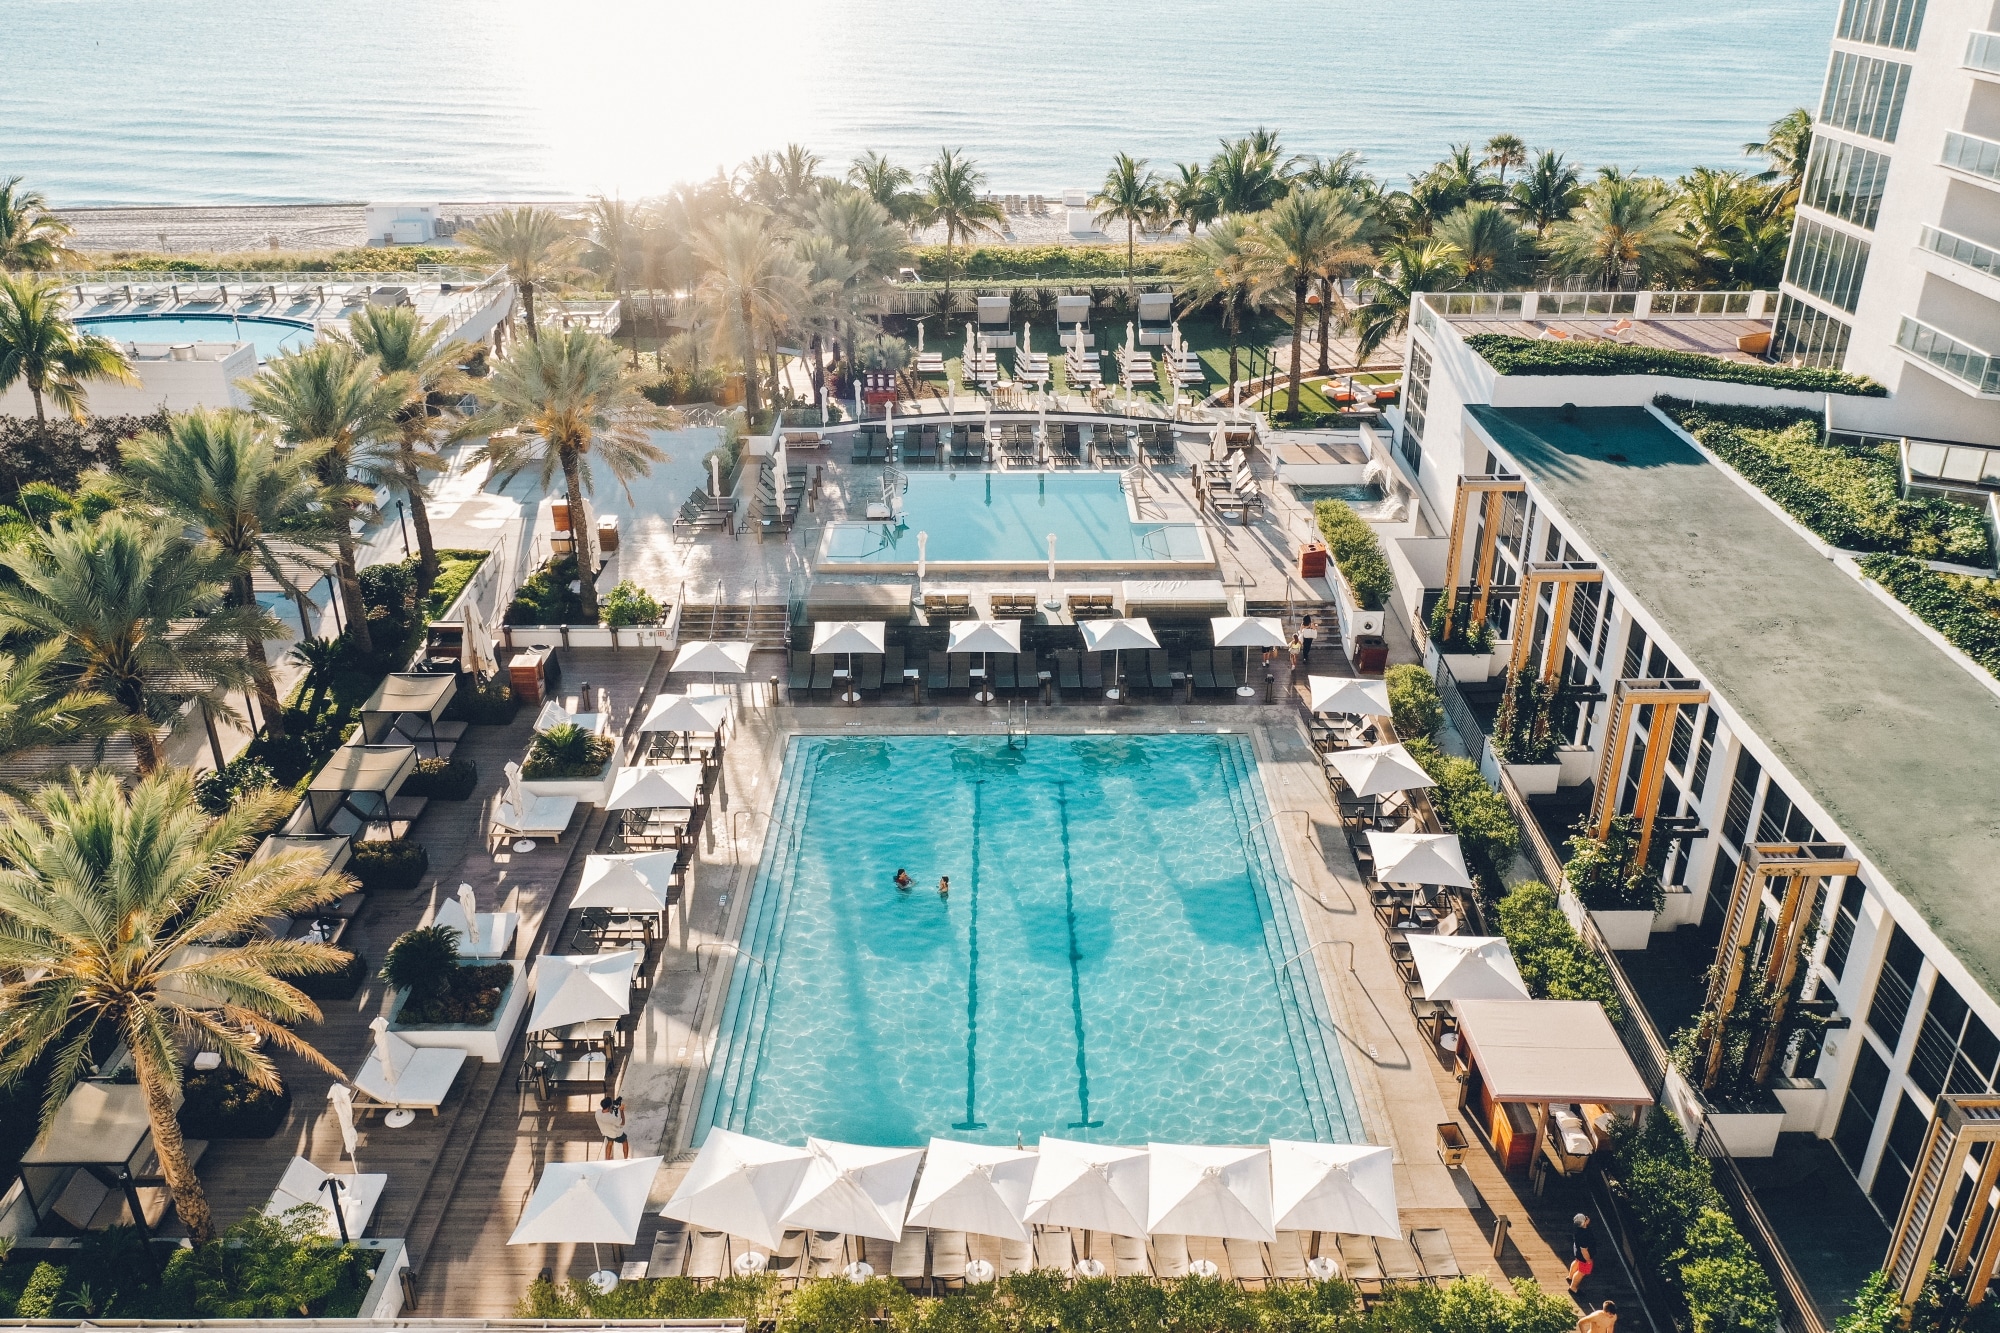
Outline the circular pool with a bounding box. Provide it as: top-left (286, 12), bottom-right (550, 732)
top-left (78, 313), bottom-right (316, 360)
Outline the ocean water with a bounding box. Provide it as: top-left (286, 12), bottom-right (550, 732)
top-left (8, 0), bottom-right (1833, 206)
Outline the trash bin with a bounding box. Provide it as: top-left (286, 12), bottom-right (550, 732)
top-left (1298, 542), bottom-right (1328, 579)
top-left (1437, 1122), bottom-right (1469, 1168)
top-left (1352, 634), bottom-right (1389, 675)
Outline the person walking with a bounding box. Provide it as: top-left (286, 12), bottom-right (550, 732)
top-left (1577, 1301), bottom-right (1617, 1333)
top-left (595, 1096), bottom-right (630, 1159)
top-left (1568, 1212), bottom-right (1595, 1293)
top-left (1299, 614), bottom-right (1317, 661)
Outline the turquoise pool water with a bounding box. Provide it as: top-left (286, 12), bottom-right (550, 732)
top-left (78, 314), bottom-right (316, 359)
top-left (821, 472), bottom-right (1206, 565)
top-left (698, 734), bottom-right (1359, 1148)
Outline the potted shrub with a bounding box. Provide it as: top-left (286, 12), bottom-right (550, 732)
top-left (1384, 663), bottom-right (1442, 742)
top-left (349, 838), bottom-right (428, 893)
top-left (382, 924), bottom-right (527, 1063)
top-left (1490, 667), bottom-right (1562, 794)
top-left (176, 1062), bottom-right (292, 1139)
top-left (1426, 597), bottom-right (1495, 681)
top-left (400, 755), bottom-right (477, 801)
top-left (1313, 500), bottom-right (1389, 652)
top-left (520, 722), bottom-right (618, 806)
top-left (602, 581), bottom-right (663, 647)
top-left (1562, 814), bottom-right (1667, 950)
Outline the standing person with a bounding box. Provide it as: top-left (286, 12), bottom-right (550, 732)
top-left (595, 1096), bottom-right (630, 1159)
top-left (1577, 1301), bottom-right (1617, 1333)
top-left (938, 875), bottom-right (951, 900)
top-left (894, 868), bottom-right (913, 890)
top-left (1287, 635), bottom-right (1303, 669)
top-left (1299, 614), bottom-right (1317, 661)
top-left (1568, 1212), bottom-right (1595, 1293)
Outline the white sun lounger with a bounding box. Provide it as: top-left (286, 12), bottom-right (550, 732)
top-left (1152, 1233), bottom-right (1190, 1279)
top-left (685, 1230), bottom-right (727, 1281)
top-left (999, 1237), bottom-right (1034, 1275)
top-left (352, 1043), bottom-right (466, 1116)
top-left (890, 1226), bottom-right (929, 1283)
top-left (1224, 1237), bottom-right (1270, 1287)
top-left (1113, 1233), bottom-right (1150, 1277)
top-left (1033, 1226), bottom-right (1075, 1275)
top-left (263, 1156), bottom-right (387, 1238)
top-left (930, 1229), bottom-right (969, 1286)
top-left (489, 793), bottom-right (578, 850)
top-left (1269, 1232), bottom-right (1309, 1282)
top-left (1336, 1234), bottom-right (1384, 1291)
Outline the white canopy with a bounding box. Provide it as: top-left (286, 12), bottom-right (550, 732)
top-left (508, 1155), bottom-right (664, 1245)
top-left (606, 764), bottom-right (703, 811)
top-left (811, 621), bottom-right (888, 655)
top-left (1025, 1138), bottom-right (1150, 1238)
top-left (1327, 742), bottom-right (1437, 798)
top-left (1078, 618), bottom-right (1159, 653)
top-left (1145, 1143), bottom-right (1275, 1242)
top-left (1456, 999), bottom-right (1655, 1105)
top-left (906, 1138), bottom-right (1038, 1241)
top-left (947, 620), bottom-right (1023, 655)
top-left (573, 853), bottom-right (678, 912)
top-left (671, 640), bottom-right (752, 675)
top-left (1268, 1141), bottom-right (1399, 1238)
top-left (1365, 830), bottom-right (1474, 889)
top-left (526, 951), bottom-right (639, 1031)
top-left (1407, 934), bottom-right (1531, 1001)
top-left (637, 692), bottom-right (731, 734)
top-left (1210, 617), bottom-right (1287, 650)
top-left (782, 1137), bottom-right (926, 1242)
top-left (661, 1129), bottom-right (814, 1249)
top-left (1309, 676), bottom-right (1393, 716)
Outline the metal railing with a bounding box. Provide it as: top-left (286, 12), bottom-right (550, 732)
top-left (1434, 659), bottom-right (1489, 755)
top-left (58, 264), bottom-right (500, 286)
top-left (1943, 130), bottom-right (2000, 183)
top-left (1919, 225), bottom-right (2000, 281)
top-left (1896, 315), bottom-right (2000, 394)
top-left (1496, 762), bottom-right (1567, 888)
top-left (1969, 30), bottom-right (2000, 74)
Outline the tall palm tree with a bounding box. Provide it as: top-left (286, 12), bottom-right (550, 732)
top-left (473, 328), bottom-right (667, 623)
top-left (847, 152), bottom-right (919, 226)
top-left (1167, 215), bottom-right (1260, 404)
top-left (455, 206), bottom-right (582, 343)
top-left (913, 149), bottom-right (1003, 318)
top-left (0, 770), bottom-right (353, 1242)
top-left (244, 341), bottom-right (410, 656)
top-left (344, 305), bottom-right (475, 595)
top-left (1482, 135), bottom-right (1529, 192)
top-left (1353, 240), bottom-right (1467, 363)
top-left (810, 190), bottom-right (909, 362)
top-left (0, 514), bottom-right (271, 774)
top-left (0, 642), bottom-right (132, 777)
top-left (1510, 151), bottom-right (1583, 238)
top-left (1247, 189), bottom-right (1374, 415)
top-left (1744, 108), bottom-right (1814, 205)
top-left (1091, 154), bottom-right (1168, 306)
top-left (583, 197), bottom-right (648, 367)
top-left (0, 179), bottom-right (75, 271)
top-left (0, 274), bottom-right (137, 426)
top-left (1206, 135), bottom-right (1291, 216)
top-left (793, 232), bottom-right (863, 414)
top-left (743, 145), bottom-right (829, 228)
top-left (1164, 163), bottom-right (1218, 235)
top-left (694, 212), bottom-right (806, 419)
top-left (1547, 177), bottom-right (1695, 289)
top-left (1436, 203), bottom-right (1533, 290)
top-left (121, 410), bottom-right (340, 740)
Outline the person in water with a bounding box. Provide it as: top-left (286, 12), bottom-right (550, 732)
top-left (938, 875), bottom-right (950, 899)
top-left (894, 868), bottom-right (913, 890)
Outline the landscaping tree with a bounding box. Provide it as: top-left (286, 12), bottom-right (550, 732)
top-left (0, 273), bottom-right (137, 427)
top-left (455, 205), bottom-right (583, 342)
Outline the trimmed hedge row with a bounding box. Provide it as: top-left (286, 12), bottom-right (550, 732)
top-left (1314, 499), bottom-right (1393, 610)
top-left (80, 246), bottom-right (472, 273)
top-left (1494, 881), bottom-right (1623, 1021)
top-left (1861, 554), bottom-right (2000, 678)
top-left (1465, 334), bottom-right (1887, 396)
top-left (1385, 663), bottom-right (1443, 742)
top-left (1407, 738), bottom-right (1519, 887)
top-left (911, 243), bottom-right (1180, 281)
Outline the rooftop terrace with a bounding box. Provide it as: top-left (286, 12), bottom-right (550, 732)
top-left (1420, 290), bottom-right (1775, 364)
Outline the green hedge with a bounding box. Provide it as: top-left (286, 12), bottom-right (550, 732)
top-left (1662, 400), bottom-right (1991, 564)
top-left (1385, 663), bottom-right (1443, 741)
top-left (350, 838), bottom-right (428, 893)
top-left (911, 243), bottom-right (1182, 282)
top-left (401, 755), bottom-right (478, 800)
top-left (292, 949), bottom-right (367, 1002)
top-left (1494, 881), bottom-right (1623, 1021)
top-left (1861, 554), bottom-right (2000, 678)
top-left (78, 246), bottom-right (473, 273)
top-left (1407, 738), bottom-right (1519, 886)
top-left (1464, 334), bottom-right (1887, 396)
top-left (176, 1065), bottom-right (291, 1139)
top-left (1314, 499), bottom-right (1393, 610)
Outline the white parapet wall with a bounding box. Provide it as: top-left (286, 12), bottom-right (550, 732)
top-left (0, 340), bottom-right (257, 416)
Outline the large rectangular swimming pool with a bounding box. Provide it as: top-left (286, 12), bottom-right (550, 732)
top-left (697, 734), bottom-right (1360, 1148)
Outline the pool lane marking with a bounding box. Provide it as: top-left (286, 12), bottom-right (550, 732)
top-left (954, 779), bottom-right (986, 1131)
top-left (1057, 783), bottom-right (1104, 1130)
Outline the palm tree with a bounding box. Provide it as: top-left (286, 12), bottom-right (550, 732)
top-left (0, 769), bottom-right (353, 1241)
top-left (0, 642), bottom-right (132, 776)
top-left (1164, 163), bottom-right (1218, 235)
top-left (848, 152), bottom-right (919, 226)
top-left (743, 145), bottom-right (829, 228)
top-left (0, 274), bottom-right (137, 426)
top-left (1167, 215), bottom-right (1260, 404)
top-left (454, 206), bottom-right (582, 342)
top-left (793, 232), bottom-right (863, 414)
top-left (1510, 151), bottom-right (1583, 238)
top-left (473, 328), bottom-right (667, 623)
top-left (1353, 240), bottom-right (1467, 363)
top-left (0, 179), bottom-right (75, 271)
top-left (1247, 189), bottom-right (1374, 416)
top-left (1546, 177), bottom-right (1695, 289)
top-left (244, 341), bottom-right (410, 656)
top-left (694, 212), bottom-right (806, 419)
top-left (1744, 108), bottom-right (1814, 205)
top-left (344, 305), bottom-right (475, 595)
top-left (1090, 154), bottom-right (1168, 306)
top-left (120, 410), bottom-right (340, 740)
top-left (1206, 135), bottom-right (1291, 216)
top-left (1436, 203), bottom-right (1533, 290)
top-left (809, 191), bottom-right (909, 363)
top-left (583, 197), bottom-right (648, 367)
top-left (1483, 136), bottom-right (1529, 192)
top-left (913, 149), bottom-right (1003, 319)
top-left (0, 514), bottom-right (271, 774)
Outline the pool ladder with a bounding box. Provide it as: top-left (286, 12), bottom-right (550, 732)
top-left (1004, 701), bottom-right (1029, 750)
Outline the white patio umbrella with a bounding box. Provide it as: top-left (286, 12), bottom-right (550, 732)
top-left (948, 619), bottom-right (1021, 703)
top-left (1407, 934), bottom-right (1530, 1001)
top-left (606, 764), bottom-right (703, 811)
top-left (671, 640), bottom-right (752, 691)
top-left (1269, 1141), bottom-right (1398, 1239)
top-left (574, 853), bottom-right (678, 912)
top-left (326, 1083), bottom-right (359, 1161)
top-left (1365, 830), bottom-right (1475, 889)
top-left (782, 1137), bottom-right (926, 1242)
top-left (1025, 1138), bottom-right (1150, 1238)
top-left (1211, 616), bottom-right (1287, 698)
top-left (811, 621), bottom-right (888, 704)
top-left (710, 455), bottom-right (723, 499)
top-left (464, 612), bottom-right (495, 676)
top-left (526, 950), bottom-right (639, 1032)
top-left (510, 1155), bottom-right (665, 1289)
top-left (1326, 742), bottom-right (1437, 798)
top-left (661, 1128), bottom-right (814, 1249)
top-left (1146, 1143), bottom-right (1275, 1242)
top-left (1079, 617), bottom-right (1159, 701)
top-left (1309, 676), bottom-right (1392, 717)
top-left (638, 691), bottom-right (731, 734)
top-left (907, 1138), bottom-right (1038, 1241)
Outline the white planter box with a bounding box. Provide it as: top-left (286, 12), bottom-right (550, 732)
top-left (1440, 651), bottom-right (1493, 681)
top-left (520, 758), bottom-right (617, 807)
top-left (1328, 562), bottom-right (1386, 643)
top-left (1589, 908), bottom-right (1658, 951)
top-left (1773, 1082), bottom-right (1830, 1134)
top-left (1658, 884), bottom-right (1702, 930)
top-left (1703, 1107), bottom-right (1785, 1158)
top-left (1503, 761), bottom-right (1561, 795)
top-left (1557, 746), bottom-right (1597, 788)
top-left (388, 959), bottom-right (528, 1064)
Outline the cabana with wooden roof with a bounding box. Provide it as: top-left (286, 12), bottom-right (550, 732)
top-left (1452, 998), bottom-right (1653, 1176)
top-left (295, 744), bottom-right (422, 839)
top-left (357, 672), bottom-right (463, 757)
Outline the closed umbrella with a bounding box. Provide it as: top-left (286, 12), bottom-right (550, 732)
top-left (1145, 1143), bottom-right (1275, 1242)
top-left (661, 1128), bottom-right (813, 1249)
top-left (1407, 934), bottom-right (1529, 1001)
top-left (811, 621), bottom-right (887, 704)
top-left (1269, 1141), bottom-right (1398, 1239)
top-left (1025, 1138), bottom-right (1149, 1238)
top-left (948, 619), bottom-right (1021, 703)
top-left (782, 1137), bottom-right (926, 1242)
top-left (510, 1155), bottom-right (665, 1291)
top-left (606, 764), bottom-right (703, 811)
top-left (1326, 742), bottom-right (1437, 799)
top-left (574, 853), bottom-right (678, 912)
top-left (1309, 676), bottom-right (1391, 717)
top-left (1365, 830), bottom-right (1474, 889)
top-left (526, 951), bottom-right (638, 1032)
top-left (907, 1138), bottom-right (1037, 1241)
top-left (1211, 616), bottom-right (1287, 698)
top-left (1078, 617), bottom-right (1159, 702)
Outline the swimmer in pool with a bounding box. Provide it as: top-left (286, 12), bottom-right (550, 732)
top-left (894, 868), bottom-right (913, 890)
top-left (938, 875), bottom-right (950, 899)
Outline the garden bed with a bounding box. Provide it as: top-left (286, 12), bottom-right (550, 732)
top-left (1467, 336), bottom-right (1886, 396)
top-left (393, 960), bottom-right (515, 1026)
top-left (400, 755), bottom-right (477, 800)
top-left (176, 1063), bottom-right (292, 1139)
top-left (349, 838), bottom-right (428, 893)
top-left (1860, 554), bottom-right (2000, 680)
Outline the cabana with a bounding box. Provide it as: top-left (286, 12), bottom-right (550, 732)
top-left (1137, 292), bottom-right (1174, 346)
top-left (976, 296), bottom-right (1015, 350)
top-left (357, 673), bottom-right (462, 757)
top-left (18, 1082), bottom-right (184, 1232)
top-left (299, 744), bottom-right (420, 839)
top-left (1452, 999), bottom-right (1653, 1175)
top-left (1056, 295), bottom-right (1093, 349)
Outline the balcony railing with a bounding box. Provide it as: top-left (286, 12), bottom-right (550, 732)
top-left (1942, 130), bottom-right (2000, 184)
top-left (1897, 315), bottom-right (2000, 393)
top-left (1920, 225), bottom-right (2000, 281)
top-left (1968, 30), bottom-right (2000, 75)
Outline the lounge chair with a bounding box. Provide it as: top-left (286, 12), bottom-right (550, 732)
top-left (489, 789), bottom-right (579, 851)
top-left (1410, 1228), bottom-right (1460, 1281)
top-left (1377, 1234), bottom-right (1425, 1284)
top-left (883, 644), bottom-right (906, 687)
top-left (1224, 1237), bottom-right (1270, 1288)
top-left (810, 654), bottom-right (835, 699)
top-left (808, 1230), bottom-right (847, 1278)
top-left (769, 1229), bottom-right (808, 1284)
top-left (1113, 1233), bottom-right (1151, 1277)
top-left (949, 654), bottom-right (972, 691)
top-left (931, 1229), bottom-right (969, 1287)
top-left (1152, 1233), bottom-right (1191, 1279)
top-left (649, 1224), bottom-right (688, 1277)
top-left (1213, 652), bottom-right (1240, 691)
top-left (858, 655), bottom-right (884, 692)
top-left (1033, 1227), bottom-right (1075, 1276)
top-left (1335, 1235), bottom-right (1384, 1293)
top-left (1191, 650), bottom-right (1216, 691)
top-left (1147, 649), bottom-right (1173, 691)
top-left (863, 1237), bottom-right (894, 1273)
top-left (1079, 651), bottom-right (1104, 690)
top-left (994, 654), bottom-right (1017, 691)
top-left (353, 1025), bottom-right (466, 1117)
top-left (1055, 649), bottom-right (1081, 691)
top-left (1269, 1233), bottom-right (1308, 1282)
top-left (926, 650), bottom-right (951, 690)
top-left (890, 1226), bottom-right (929, 1286)
top-left (1000, 1237), bottom-right (1034, 1276)
top-left (686, 1230), bottom-right (728, 1281)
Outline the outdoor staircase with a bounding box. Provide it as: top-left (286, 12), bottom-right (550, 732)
top-left (684, 601), bottom-right (790, 651)
top-left (1244, 600), bottom-right (1343, 655)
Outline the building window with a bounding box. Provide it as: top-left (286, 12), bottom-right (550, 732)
top-left (1622, 623), bottom-right (1646, 680)
top-left (1866, 923), bottom-right (1925, 1048)
top-left (1802, 137), bottom-right (1893, 229)
top-left (1771, 293), bottom-right (1854, 370)
top-left (1592, 591), bottom-right (1617, 669)
top-left (1824, 879), bottom-right (1867, 979)
top-left (1910, 978), bottom-right (2000, 1098)
top-left (1722, 751), bottom-right (1761, 848)
top-left (1786, 218), bottom-right (1872, 313)
top-left (1757, 782), bottom-right (1821, 843)
top-left (1820, 51), bottom-right (1912, 142)
top-left (1669, 703), bottom-right (1697, 771)
top-left (1837, 0), bottom-right (1927, 50)
top-left (1405, 340), bottom-right (1432, 450)
top-left (1690, 711), bottom-right (1719, 799)
top-left (1835, 1040), bottom-right (1893, 1173)
top-left (1871, 1092), bottom-right (1932, 1217)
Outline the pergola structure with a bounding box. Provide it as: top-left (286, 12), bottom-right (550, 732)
top-left (1441, 474), bottom-right (1527, 628)
top-left (1884, 1095), bottom-right (2000, 1309)
top-left (1587, 676), bottom-right (1712, 869)
top-left (1505, 561), bottom-right (1602, 680)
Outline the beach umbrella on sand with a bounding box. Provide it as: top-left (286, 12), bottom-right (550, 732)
top-left (811, 621), bottom-right (887, 704)
top-left (662, 1129), bottom-right (814, 1249)
top-left (1407, 934), bottom-right (1530, 1001)
top-left (1269, 1141), bottom-right (1398, 1239)
top-left (781, 1138), bottom-right (925, 1242)
top-left (948, 619), bottom-right (1021, 703)
top-left (907, 1139), bottom-right (1037, 1241)
top-left (1309, 676), bottom-right (1391, 717)
top-left (1026, 1138), bottom-right (1149, 1238)
top-left (1365, 830), bottom-right (1474, 890)
top-left (526, 950), bottom-right (639, 1032)
top-left (606, 764), bottom-right (703, 812)
top-left (1146, 1143), bottom-right (1275, 1242)
top-left (510, 1155), bottom-right (665, 1291)
top-left (1211, 616), bottom-right (1287, 698)
top-left (1326, 742), bottom-right (1436, 798)
top-left (1079, 617), bottom-right (1159, 702)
